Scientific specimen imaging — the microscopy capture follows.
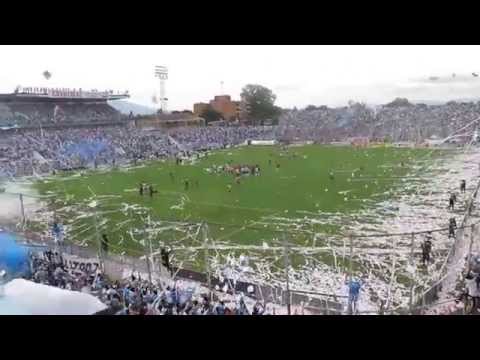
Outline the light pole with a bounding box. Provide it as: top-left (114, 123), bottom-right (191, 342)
top-left (154, 65), bottom-right (168, 113)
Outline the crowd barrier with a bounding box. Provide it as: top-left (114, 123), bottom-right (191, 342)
top-left (413, 178), bottom-right (480, 312)
top-left (60, 242), bottom-right (344, 315)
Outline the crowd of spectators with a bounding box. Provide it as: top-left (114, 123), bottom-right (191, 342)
top-left (279, 103), bottom-right (375, 142)
top-left (30, 250), bottom-right (92, 292)
top-left (0, 102), bottom-right (122, 128)
top-left (168, 126), bottom-right (276, 151)
top-left (0, 126), bottom-right (277, 178)
top-left (29, 249), bottom-right (267, 315)
top-left (3, 98), bottom-right (480, 178)
top-left (279, 99), bottom-right (480, 143)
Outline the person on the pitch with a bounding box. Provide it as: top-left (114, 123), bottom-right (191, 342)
top-left (426, 231), bottom-right (433, 241)
top-left (451, 217), bottom-right (457, 228)
top-left (347, 278), bottom-right (362, 315)
top-left (160, 248), bottom-right (172, 275)
top-left (421, 234), bottom-right (433, 266)
top-left (184, 179), bottom-right (189, 191)
top-left (227, 184), bottom-right (232, 193)
top-left (52, 221), bottom-right (64, 246)
top-left (449, 193), bottom-right (456, 211)
top-left (139, 183), bottom-right (144, 196)
top-left (449, 217), bottom-right (457, 238)
top-left (101, 234), bottom-right (109, 255)
top-left (329, 171), bottom-right (334, 180)
top-left (460, 180), bottom-right (466, 193)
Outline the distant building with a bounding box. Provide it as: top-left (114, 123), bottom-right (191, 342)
top-left (193, 95), bottom-right (244, 122)
top-left (193, 102), bottom-right (209, 117)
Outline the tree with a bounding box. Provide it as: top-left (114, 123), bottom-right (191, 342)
top-left (200, 105), bottom-right (223, 124)
top-left (241, 84), bottom-right (281, 125)
top-left (385, 98), bottom-right (413, 108)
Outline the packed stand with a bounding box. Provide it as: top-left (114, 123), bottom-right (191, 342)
top-left (278, 100), bottom-right (480, 143)
top-left (0, 102), bottom-right (122, 128)
top-left (3, 98), bottom-right (480, 178)
top-left (29, 249), bottom-right (267, 315)
top-left (0, 126), bottom-right (277, 178)
top-left (168, 126), bottom-right (276, 151)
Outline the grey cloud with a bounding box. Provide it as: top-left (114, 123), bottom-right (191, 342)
top-left (307, 80), bottom-right (480, 108)
top-left (389, 81), bottom-right (480, 103)
top-left (411, 73), bottom-right (480, 85)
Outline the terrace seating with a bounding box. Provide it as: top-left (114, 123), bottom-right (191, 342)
top-left (0, 101), bottom-right (122, 128)
top-left (279, 101), bottom-right (480, 143)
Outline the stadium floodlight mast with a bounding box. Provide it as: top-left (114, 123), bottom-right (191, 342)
top-left (154, 65), bottom-right (168, 113)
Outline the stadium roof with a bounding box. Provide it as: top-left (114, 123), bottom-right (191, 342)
top-left (0, 91), bottom-right (129, 103)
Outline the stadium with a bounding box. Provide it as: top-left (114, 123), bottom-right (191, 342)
top-left (1, 72), bottom-right (480, 315)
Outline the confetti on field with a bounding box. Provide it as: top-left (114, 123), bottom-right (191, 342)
top-left (5, 139), bottom-right (479, 314)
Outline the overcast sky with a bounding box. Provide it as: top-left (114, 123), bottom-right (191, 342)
top-left (1, 45), bottom-right (480, 110)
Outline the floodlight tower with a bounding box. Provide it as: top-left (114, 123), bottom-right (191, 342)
top-left (155, 65), bottom-right (168, 113)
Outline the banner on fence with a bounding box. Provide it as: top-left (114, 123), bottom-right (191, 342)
top-left (62, 254), bottom-right (100, 275)
top-left (247, 140), bottom-right (277, 146)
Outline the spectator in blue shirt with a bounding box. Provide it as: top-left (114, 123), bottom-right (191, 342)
top-left (348, 279), bottom-right (362, 314)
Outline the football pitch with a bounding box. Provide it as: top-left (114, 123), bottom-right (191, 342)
top-left (34, 145), bottom-right (445, 268)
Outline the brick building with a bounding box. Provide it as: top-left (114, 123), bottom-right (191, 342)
top-left (194, 95), bottom-right (243, 122)
top-left (193, 102), bottom-right (209, 117)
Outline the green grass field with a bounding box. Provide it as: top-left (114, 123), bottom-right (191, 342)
top-left (34, 145), bottom-right (444, 268)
